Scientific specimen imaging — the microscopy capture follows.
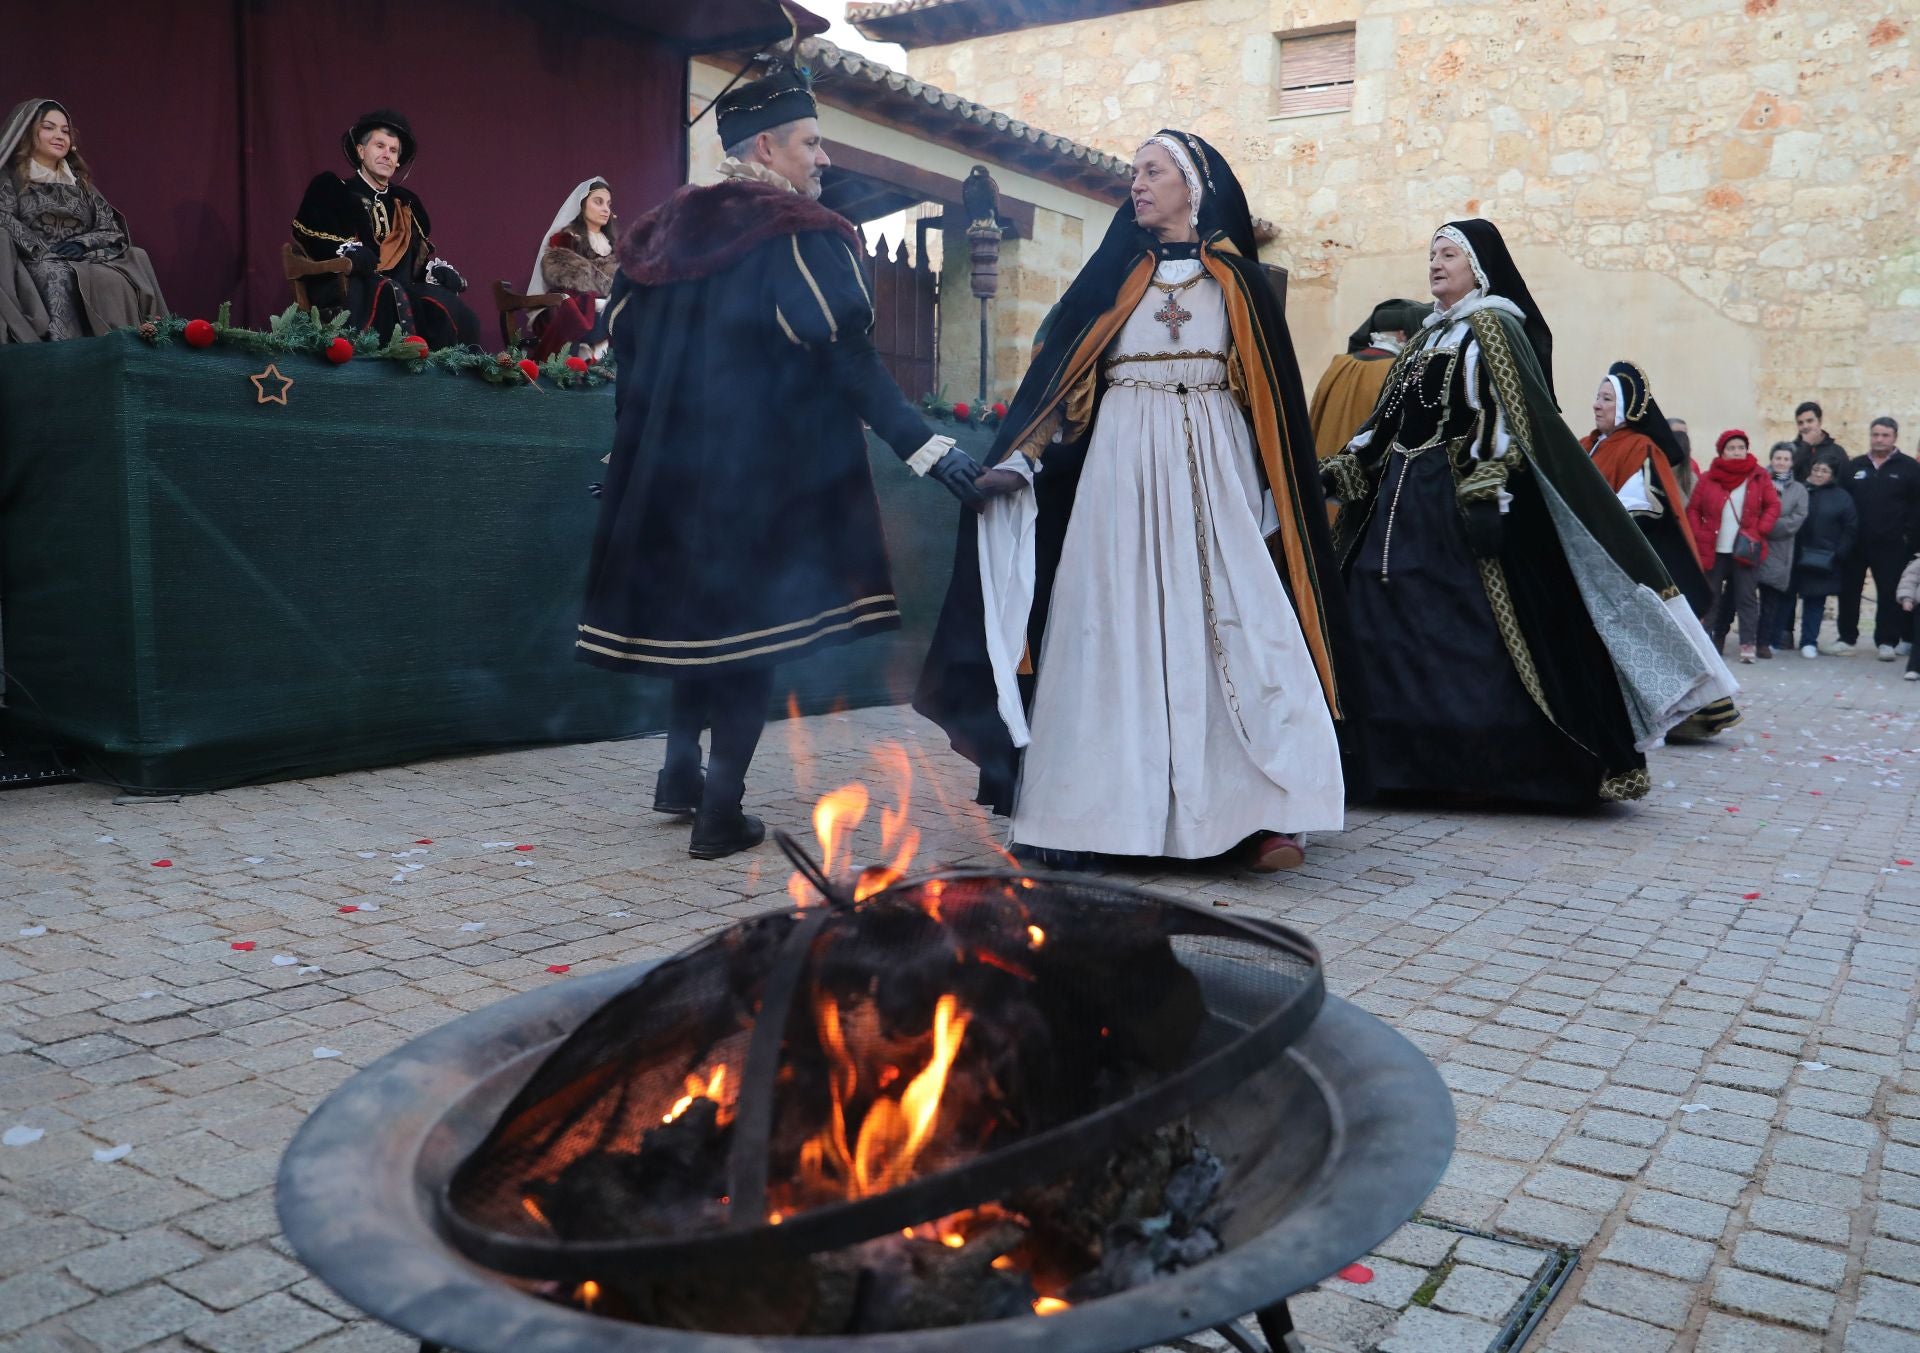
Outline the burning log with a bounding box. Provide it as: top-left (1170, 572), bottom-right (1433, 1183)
top-left (536, 1097), bottom-right (731, 1241)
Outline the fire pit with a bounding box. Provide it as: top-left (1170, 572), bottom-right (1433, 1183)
top-left (277, 864), bottom-right (1454, 1353)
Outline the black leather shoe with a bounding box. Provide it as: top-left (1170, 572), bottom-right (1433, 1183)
top-left (653, 765), bottom-right (705, 815)
top-left (689, 808), bottom-right (766, 860)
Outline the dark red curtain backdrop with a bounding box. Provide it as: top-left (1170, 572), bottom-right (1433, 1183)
top-left (8, 0), bottom-right (685, 326)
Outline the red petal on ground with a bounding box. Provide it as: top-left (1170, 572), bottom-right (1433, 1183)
top-left (545, 964), bottom-right (571, 974)
top-left (338, 905), bottom-right (359, 913)
top-left (514, 845), bottom-right (535, 852)
top-left (1901, 860), bottom-right (1915, 867)
top-left (1726, 806), bottom-right (1739, 813)
top-left (1810, 791), bottom-right (1823, 796)
top-left (1742, 892), bottom-right (1761, 900)
top-left (151, 859), bottom-right (172, 867)
top-left (415, 839), bottom-right (433, 845)
top-left (230, 941), bottom-right (255, 951)
top-left (1337, 1263), bottom-right (1373, 1284)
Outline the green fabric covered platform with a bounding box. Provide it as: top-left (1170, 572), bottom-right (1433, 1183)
top-left (0, 332), bottom-right (969, 791)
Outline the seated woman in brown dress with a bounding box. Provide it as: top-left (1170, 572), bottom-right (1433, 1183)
top-left (527, 179), bottom-right (616, 360)
top-left (0, 98), bottom-right (167, 342)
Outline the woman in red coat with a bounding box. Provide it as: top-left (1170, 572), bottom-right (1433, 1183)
top-left (1686, 430), bottom-right (1781, 663)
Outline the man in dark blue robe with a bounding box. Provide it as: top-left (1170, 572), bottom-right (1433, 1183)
top-left (578, 71), bottom-right (994, 859)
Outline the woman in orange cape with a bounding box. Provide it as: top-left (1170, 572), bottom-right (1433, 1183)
top-left (913, 130), bottom-right (1360, 871)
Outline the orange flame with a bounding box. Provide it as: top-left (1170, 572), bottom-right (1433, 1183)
top-left (787, 741), bottom-right (927, 905)
top-left (662, 1064), bottom-right (729, 1125)
top-left (1033, 1296), bottom-right (1070, 1316)
top-left (576, 1280), bottom-right (601, 1310)
top-left (799, 991), bottom-right (971, 1200)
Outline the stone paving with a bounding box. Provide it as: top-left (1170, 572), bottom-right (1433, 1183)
top-left (5, 641), bottom-right (1920, 1352)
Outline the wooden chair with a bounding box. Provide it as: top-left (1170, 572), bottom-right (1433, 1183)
top-left (492, 280), bottom-right (567, 351)
top-left (283, 244), bottom-right (352, 313)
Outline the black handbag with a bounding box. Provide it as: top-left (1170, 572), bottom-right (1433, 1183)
top-left (1731, 533), bottom-right (1763, 567)
top-left (1798, 546), bottom-right (1836, 574)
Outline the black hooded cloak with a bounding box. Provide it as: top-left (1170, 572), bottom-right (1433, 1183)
top-left (913, 130), bottom-right (1364, 815)
top-left (1320, 220), bottom-right (1732, 806)
top-left (577, 173), bottom-right (943, 679)
top-left (1583, 360), bottom-right (1713, 615)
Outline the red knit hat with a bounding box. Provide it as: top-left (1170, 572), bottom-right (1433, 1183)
top-left (1716, 429), bottom-right (1751, 454)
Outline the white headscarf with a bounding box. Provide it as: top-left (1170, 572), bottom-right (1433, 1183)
top-left (528, 177), bottom-right (611, 296)
top-left (1139, 134), bottom-right (1204, 228)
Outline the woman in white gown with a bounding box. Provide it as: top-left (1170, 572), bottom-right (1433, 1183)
top-left (915, 131), bottom-right (1360, 871)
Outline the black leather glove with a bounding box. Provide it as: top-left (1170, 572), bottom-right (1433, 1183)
top-left (1462, 499), bottom-right (1504, 559)
top-left (928, 446), bottom-right (987, 510)
top-left (340, 243), bottom-right (376, 277)
top-left (51, 239), bottom-right (86, 259)
top-left (425, 259), bottom-right (466, 293)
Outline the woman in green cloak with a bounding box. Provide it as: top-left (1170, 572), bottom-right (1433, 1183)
top-left (1320, 219), bottom-right (1736, 806)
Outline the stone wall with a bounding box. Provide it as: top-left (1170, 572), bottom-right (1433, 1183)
top-left (902, 0), bottom-right (1920, 450)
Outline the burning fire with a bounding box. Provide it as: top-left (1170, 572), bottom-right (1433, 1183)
top-left (663, 1065), bottom-right (729, 1125)
top-left (785, 742), bottom-right (924, 907)
top-left (798, 991), bottom-right (972, 1200)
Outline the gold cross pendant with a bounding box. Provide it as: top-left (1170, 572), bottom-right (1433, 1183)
top-left (1154, 295), bottom-right (1193, 342)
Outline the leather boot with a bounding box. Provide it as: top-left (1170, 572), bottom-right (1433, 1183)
top-left (689, 804), bottom-right (765, 860)
top-left (652, 764), bottom-right (705, 815)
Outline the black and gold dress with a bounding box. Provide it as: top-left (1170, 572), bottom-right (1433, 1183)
top-left (1324, 292), bottom-right (1735, 806)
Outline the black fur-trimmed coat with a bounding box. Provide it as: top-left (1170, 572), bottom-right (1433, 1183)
top-left (575, 177), bottom-right (941, 678)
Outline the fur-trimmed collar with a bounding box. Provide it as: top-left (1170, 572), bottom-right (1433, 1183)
top-left (618, 177), bottom-right (858, 286)
top-left (717, 156), bottom-right (798, 193)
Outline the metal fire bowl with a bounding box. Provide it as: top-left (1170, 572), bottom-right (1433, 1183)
top-left (278, 960), bottom-right (1455, 1353)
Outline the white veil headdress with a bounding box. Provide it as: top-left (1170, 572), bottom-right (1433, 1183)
top-left (1140, 134), bottom-right (1204, 228)
top-left (527, 177), bottom-right (610, 295)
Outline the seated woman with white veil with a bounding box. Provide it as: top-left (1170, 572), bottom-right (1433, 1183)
top-left (527, 178), bottom-right (615, 360)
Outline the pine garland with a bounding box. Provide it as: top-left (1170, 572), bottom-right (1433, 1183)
top-left (131, 304), bottom-right (616, 391)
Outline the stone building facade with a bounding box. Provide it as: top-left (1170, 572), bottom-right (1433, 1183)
top-left (859, 0), bottom-right (1920, 449)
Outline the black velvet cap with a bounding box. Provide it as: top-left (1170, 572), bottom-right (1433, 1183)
top-left (716, 69), bottom-right (817, 148)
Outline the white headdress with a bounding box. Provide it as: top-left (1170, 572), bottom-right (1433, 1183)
top-left (1140, 134), bottom-right (1204, 228)
top-left (1433, 225), bottom-right (1490, 291)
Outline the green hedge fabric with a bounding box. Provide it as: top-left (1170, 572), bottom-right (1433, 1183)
top-left (0, 333), bottom-right (974, 791)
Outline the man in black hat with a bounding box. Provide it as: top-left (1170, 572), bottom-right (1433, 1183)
top-left (291, 110), bottom-right (480, 349)
top-left (577, 69), bottom-right (1005, 860)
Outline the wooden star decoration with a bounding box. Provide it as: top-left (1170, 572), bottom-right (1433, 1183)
top-left (250, 363), bottom-right (294, 405)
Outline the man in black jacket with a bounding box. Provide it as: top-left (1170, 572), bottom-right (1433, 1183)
top-left (292, 110), bottom-right (480, 350)
top-left (577, 70), bottom-right (1007, 859)
top-left (1791, 400), bottom-right (1851, 484)
top-left (1834, 417), bottom-right (1920, 658)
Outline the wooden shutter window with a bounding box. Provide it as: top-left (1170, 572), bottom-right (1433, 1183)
top-left (1277, 28), bottom-right (1356, 116)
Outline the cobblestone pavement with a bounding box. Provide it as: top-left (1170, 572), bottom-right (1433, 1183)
top-left (5, 642), bottom-right (1920, 1352)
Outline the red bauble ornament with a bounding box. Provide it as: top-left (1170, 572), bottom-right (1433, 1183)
top-left (325, 336), bottom-right (354, 364)
top-left (183, 319), bottom-right (216, 348)
top-left (564, 355), bottom-right (588, 373)
top-left (952, 401), bottom-right (971, 420)
top-left (517, 358), bottom-right (540, 382)
top-left (992, 401), bottom-right (1008, 418)
top-left (401, 335), bottom-right (430, 358)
